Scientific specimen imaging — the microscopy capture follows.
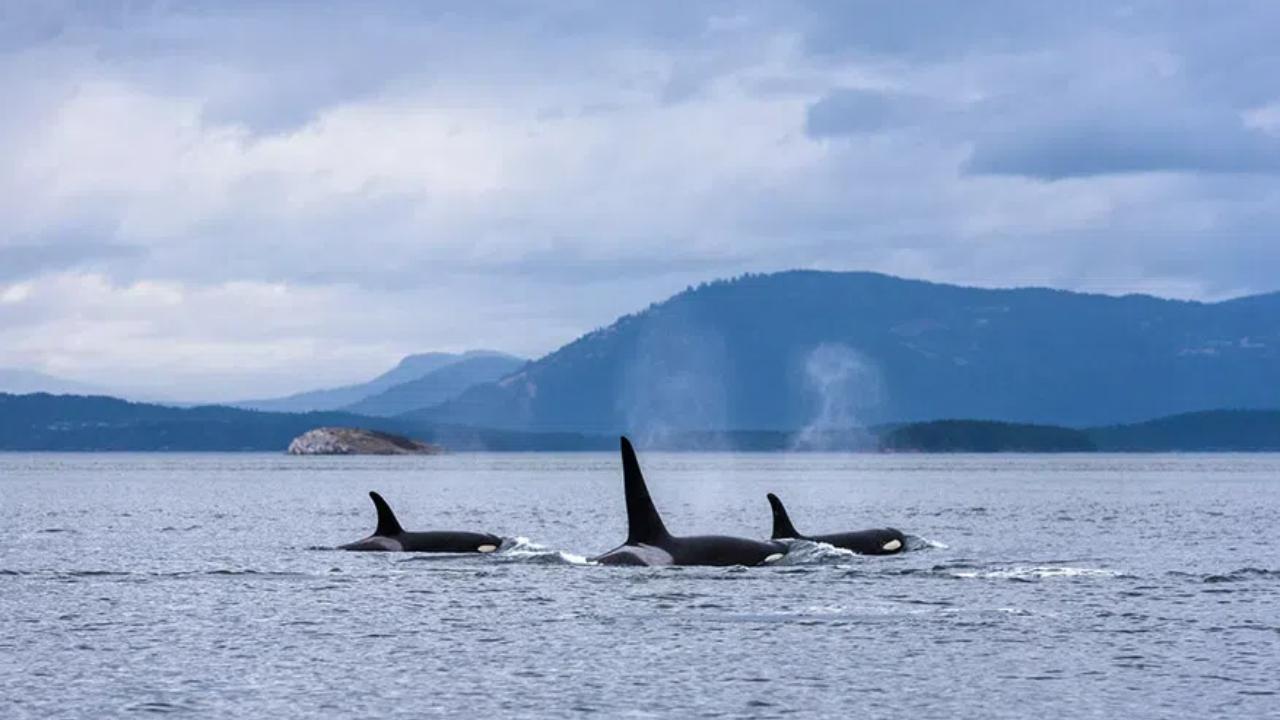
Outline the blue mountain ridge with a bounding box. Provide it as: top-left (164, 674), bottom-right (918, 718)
top-left (411, 270), bottom-right (1280, 432)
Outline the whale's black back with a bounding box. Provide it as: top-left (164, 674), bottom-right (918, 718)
top-left (767, 492), bottom-right (905, 555)
top-left (341, 491), bottom-right (502, 553)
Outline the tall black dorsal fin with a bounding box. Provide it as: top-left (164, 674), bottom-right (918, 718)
top-left (767, 493), bottom-right (803, 540)
top-left (368, 491), bottom-right (404, 537)
top-left (621, 436), bottom-right (671, 545)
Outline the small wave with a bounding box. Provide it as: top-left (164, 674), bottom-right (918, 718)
top-left (125, 700), bottom-right (198, 714)
top-left (634, 591), bottom-right (712, 602)
top-left (36, 528), bottom-right (76, 534)
top-left (196, 569), bottom-right (310, 577)
top-left (1201, 567), bottom-right (1280, 583)
top-left (995, 607), bottom-right (1035, 616)
top-left (752, 604), bottom-right (864, 621)
top-left (0, 569), bottom-right (130, 579)
top-left (949, 565), bottom-right (1126, 581)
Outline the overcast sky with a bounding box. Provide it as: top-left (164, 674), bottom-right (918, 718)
top-left (2, 1), bottom-right (1278, 401)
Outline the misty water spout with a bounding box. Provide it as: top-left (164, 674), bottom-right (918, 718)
top-left (791, 343), bottom-right (883, 451)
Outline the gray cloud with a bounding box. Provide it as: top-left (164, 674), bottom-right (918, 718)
top-left (0, 242), bottom-right (145, 282)
top-left (1, 1), bottom-right (1278, 398)
top-left (965, 106), bottom-right (1280, 179)
top-left (805, 89), bottom-right (914, 137)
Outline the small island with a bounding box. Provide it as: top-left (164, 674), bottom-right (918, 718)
top-left (286, 427), bottom-right (443, 455)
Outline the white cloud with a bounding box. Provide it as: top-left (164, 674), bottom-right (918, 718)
top-left (1244, 102), bottom-right (1280, 136)
top-left (1, 282), bottom-right (32, 304)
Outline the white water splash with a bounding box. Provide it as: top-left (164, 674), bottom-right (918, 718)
top-left (906, 534), bottom-right (949, 550)
top-left (774, 539), bottom-right (862, 565)
top-left (497, 536), bottom-right (591, 565)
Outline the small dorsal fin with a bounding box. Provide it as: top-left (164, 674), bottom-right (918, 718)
top-left (767, 493), bottom-right (803, 540)
top-left (621, 436), bottom-right (671, 545)
top-left (368, 491), bottom-right (404, 537)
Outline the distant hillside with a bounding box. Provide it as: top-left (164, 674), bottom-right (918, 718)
top-left (1, 393), bottom-right (371, 451)
top-left (1089, 409), bottom-right (1280, 451)
top-left (234, 350), bottom-right (523, 413)
top-left (342, 354), bottom-right (525, 416)
top-left (0, 393), bottom-right (604, 451)
top-left (0, 368), bottom-right (103, 396)
top-left (419, 271), bottom-right (1280, 433)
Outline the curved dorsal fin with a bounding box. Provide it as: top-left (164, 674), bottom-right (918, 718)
top-left (767, 493), bottom-right (803, 540)
top-left (368, 491), bottom-right (404, 537)
top-left (621, 436), bottom-right (671, 545)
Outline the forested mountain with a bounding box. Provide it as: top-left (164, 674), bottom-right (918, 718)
top-left (416, 271), bottom-right (1280, 433)
top-left (1088, 409), bottom-right (1280, 451)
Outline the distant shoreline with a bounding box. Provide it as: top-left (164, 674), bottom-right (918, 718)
top-left (2, 393), bottom-right (1277, 453)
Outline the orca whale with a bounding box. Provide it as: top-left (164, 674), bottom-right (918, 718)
top-left (767, 492), bottom-right (905, 555)
top-left (340, 491), bottom-right (503, 553)
top-left (590, 437), bottom-right (789, 567)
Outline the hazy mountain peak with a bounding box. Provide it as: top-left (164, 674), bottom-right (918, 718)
top-left (342, 354), bottom-right (527, 416)
top-left (234, 350), bottom-right (525, 413)
top-left (0, 368), bottom-right (102, 396)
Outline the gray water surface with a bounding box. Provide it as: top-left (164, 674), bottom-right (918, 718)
top-left (2, 453), bottom-right (1278, 718)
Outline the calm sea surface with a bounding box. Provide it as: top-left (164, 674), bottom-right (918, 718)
top-left (1, 453), bottom-right (1278, 719)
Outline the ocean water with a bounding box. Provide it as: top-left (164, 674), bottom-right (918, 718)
top-left (1, 452), bottom-right (1278, 719)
